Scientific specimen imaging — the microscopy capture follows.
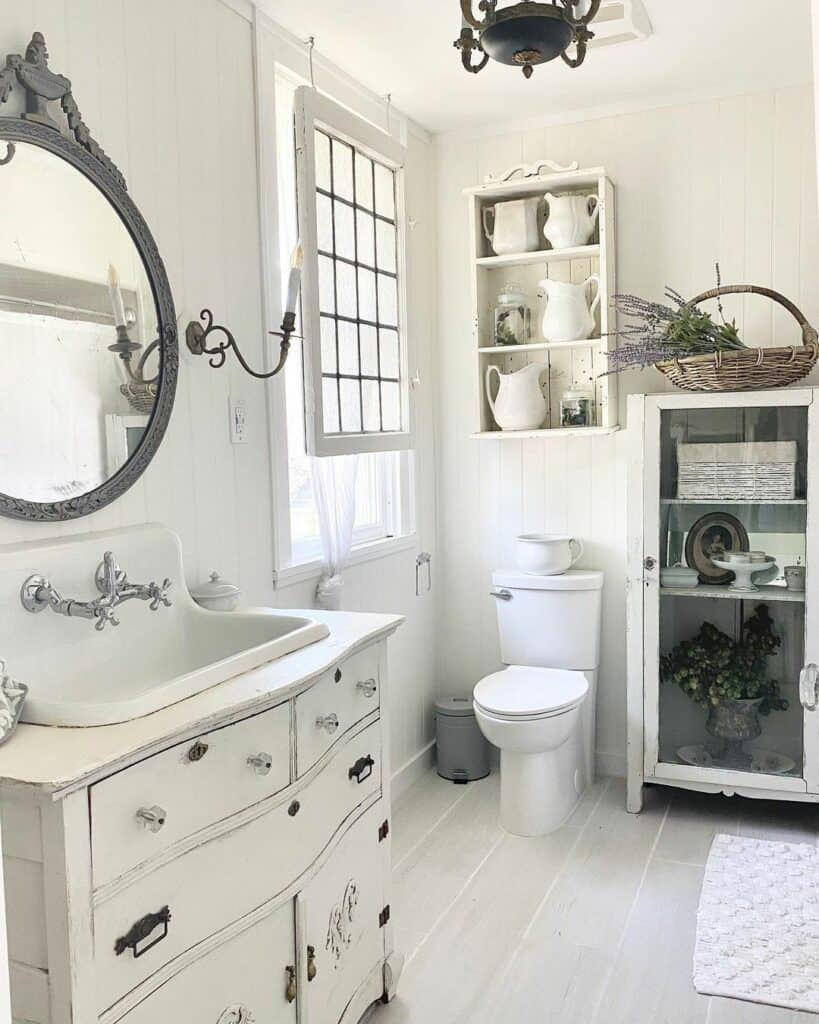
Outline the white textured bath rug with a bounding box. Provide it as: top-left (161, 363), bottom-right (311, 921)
top-left (694, 833), bottom-right (819, 1014)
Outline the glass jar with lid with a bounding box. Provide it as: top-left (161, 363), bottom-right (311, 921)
top-left (493, 285), bottom-right (531, 347)
top-left (560, 387), bottom-right (595, 428)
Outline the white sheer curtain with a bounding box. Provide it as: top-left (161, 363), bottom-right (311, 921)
top-left (312, 455), bottom-right (359, 609)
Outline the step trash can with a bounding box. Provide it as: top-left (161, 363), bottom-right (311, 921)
top-left (435, 697), bottom-right (490, 784)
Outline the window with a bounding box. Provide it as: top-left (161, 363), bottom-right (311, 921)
top-left (295, 86), bottom-right (413, 457)
top-left (272, 71), bottom-right (414, 573)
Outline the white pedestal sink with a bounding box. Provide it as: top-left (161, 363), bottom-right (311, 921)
top-left (0, 524), bottom-right (329, 726)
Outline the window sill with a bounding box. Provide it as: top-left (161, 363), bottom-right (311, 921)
top-left (272, 534), bottom-right (417, 589)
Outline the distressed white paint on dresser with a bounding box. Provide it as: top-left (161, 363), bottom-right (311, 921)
top-left (295, 647), bottom-right (381, 775)
top-left (0, 616), bottom-right (401, 1024)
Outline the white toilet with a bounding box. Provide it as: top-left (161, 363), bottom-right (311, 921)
top-left (473, 568), bottom-right (603, 837)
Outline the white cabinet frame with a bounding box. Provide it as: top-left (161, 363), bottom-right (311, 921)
top-left (627, 389), bottom-right (819, 812)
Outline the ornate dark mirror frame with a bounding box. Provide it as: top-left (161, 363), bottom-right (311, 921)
top-left (0, 32), bottom-right (178, 522)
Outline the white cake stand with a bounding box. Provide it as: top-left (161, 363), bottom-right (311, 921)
top-left (711, 558), bottom-right (776, 593)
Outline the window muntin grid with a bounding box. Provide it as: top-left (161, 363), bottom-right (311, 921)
top-left (314, 128), bottom-right (402, 435)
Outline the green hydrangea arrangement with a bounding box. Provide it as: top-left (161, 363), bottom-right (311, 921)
top-left (660, 605), bottom-right (787, 715)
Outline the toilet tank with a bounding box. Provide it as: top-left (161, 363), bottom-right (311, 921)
top-left (492, 569), bottom-right (604, 670)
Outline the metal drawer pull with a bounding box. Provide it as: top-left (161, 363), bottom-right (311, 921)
top-left (349, 754), bottom-right (375, 784)
top-left (316, 713), bottom-right (339, 734)
top-left (136, 805), bottom-right (167, 833)
top-left (489, 589), bottom-right (513, 601)
top-left (307, 944), bottom-right (317, 981)
top-left (285, 965), bottom-right (297, 1003)
top-left (247, 752), bottom-right (273, 775)
top-left (187, 740), bottom-right (209, 762)
top-left (356, 678), bottom-right (377, 698)
top-left (115, 905), bottom-right (171, 958)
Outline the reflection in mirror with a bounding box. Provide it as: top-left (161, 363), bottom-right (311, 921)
top-left (0, 141), bottom-right (160, 502)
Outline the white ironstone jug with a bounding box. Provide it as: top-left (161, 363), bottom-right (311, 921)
top-left (539, 274), bottom-right (600, 344)
top-left (485, 362), bottom-right (547, 432)
top-left (543, 193), bottom-right (599, 249)
top-left (482, 197), bottom-right (541, 256)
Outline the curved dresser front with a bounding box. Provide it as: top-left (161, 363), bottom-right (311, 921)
top-left (0, 618), bottom-right (402, 1024)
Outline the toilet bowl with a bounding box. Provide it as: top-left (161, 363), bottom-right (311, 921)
top-left (473, 569), bottom-right (603, 837)
top-left (474, 666), bottom-right (588, 836)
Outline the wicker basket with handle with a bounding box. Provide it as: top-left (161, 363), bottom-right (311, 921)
top-left (654, 285), bottom-right (819, 392)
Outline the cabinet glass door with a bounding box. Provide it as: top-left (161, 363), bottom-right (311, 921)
top-left (645, 398), bottom-right (815, 789)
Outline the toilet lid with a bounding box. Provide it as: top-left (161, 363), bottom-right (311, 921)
top-left (473, 666), bottom-right (588, 718)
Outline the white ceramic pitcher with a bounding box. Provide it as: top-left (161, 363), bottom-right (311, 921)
top-left (482, 197), bottom-right (541, 256)
top-left (543, 193), bottom-right (599, 249)
top-left (539, 274), bottom-right (600, 344)
top-left (485, 363), bottom-right (547, 431)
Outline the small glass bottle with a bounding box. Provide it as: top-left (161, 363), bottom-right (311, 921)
top-left (493, 285), bottom-right (531, 347)
top-left (560, 387), bottom-right (595, 428)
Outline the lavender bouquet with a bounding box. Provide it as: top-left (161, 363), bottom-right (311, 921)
top-left (604, 270), bottom-right (746, 375)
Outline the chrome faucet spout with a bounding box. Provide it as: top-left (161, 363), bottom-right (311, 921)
top-left (21, 552), bottom-right (172, 632)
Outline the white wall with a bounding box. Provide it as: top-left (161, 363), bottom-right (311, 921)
top-left (0, 2), bottom-right (439, 786)
top-left (434, 87), bottom-right (819, 776)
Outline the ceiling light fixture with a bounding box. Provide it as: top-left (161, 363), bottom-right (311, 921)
top-left (455, 0), bottom-right (601, 78)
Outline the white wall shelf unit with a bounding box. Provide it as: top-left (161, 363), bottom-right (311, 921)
top-left (465, 167), bottom-right (617, 438)
top-left (627, 389), bottom-right (819, 814)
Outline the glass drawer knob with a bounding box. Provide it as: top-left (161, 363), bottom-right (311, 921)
top-left (316, 713), bottom-right (339, 734)
top-left (136, 805), bottom-right (167, 833)
top-left (247, 752), bottom-right (273, 776)
top-left (356, 679), bottom-right (377, 698)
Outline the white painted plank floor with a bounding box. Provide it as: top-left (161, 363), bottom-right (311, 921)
top-left (374, 771), bottom-right (819, 1024)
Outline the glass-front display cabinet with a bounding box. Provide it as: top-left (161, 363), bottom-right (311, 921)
top-left (627, 390), bottom-right (819, 812)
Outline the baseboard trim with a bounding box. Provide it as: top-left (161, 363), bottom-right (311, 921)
top-left (391, 741), bottom-right (436, 800)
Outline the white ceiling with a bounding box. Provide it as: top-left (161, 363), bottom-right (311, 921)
top-left (261, 1), bottom-right (814, 135)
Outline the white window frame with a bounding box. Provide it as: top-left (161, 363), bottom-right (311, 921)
top-left (253, 18), bottom-right (417, 581)
top-left (294, 86), bottom-right (415, 457)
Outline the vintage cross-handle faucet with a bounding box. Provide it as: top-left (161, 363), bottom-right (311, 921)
top-left (21, 551), bottom-right (172, 631)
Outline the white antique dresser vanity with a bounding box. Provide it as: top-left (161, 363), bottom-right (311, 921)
top-left (0, 606), bottom-right (402, 1024)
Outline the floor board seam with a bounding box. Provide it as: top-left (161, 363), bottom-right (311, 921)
top-left (403, 829), bottom-right (507, 969)
top-left (589, 796), bottom-right (672, 1023)
top-left (462, 778), bottom-right (613, 1010)
top-left (392, 782), bottom-right (476, 875)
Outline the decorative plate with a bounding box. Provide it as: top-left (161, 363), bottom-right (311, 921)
top-left (677, 745), bottom-right (796, 775)
top-left (684, 512), bottom-right (750, 585)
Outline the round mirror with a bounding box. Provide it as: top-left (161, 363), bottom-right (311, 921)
top-left (0, 121), bottom-right (177, 520)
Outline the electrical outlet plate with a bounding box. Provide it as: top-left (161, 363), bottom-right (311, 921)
top-left (229, 397), bottom-right (248, 444)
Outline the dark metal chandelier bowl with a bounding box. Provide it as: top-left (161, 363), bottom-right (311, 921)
top-left (455, 0), bottom-right (601, 78)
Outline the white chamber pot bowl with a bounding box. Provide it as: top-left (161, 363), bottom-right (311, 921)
top-left (515, 534), bottom-right (583, 575)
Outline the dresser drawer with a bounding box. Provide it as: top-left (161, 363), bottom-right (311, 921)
top-left (96, 721), bottom-right (382, 1014)
top-left (91, 701), bottom-right (291, 890)
top-left (295, 645), bottom-right (380, 774)
top-left (118, 901), bottom-right (296, 1024)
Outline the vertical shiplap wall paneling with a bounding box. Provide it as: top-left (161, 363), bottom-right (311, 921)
top-left (435, 87), bottom-right (819, 777)
top-left (745, 95), bottom-right (776, 343)
top-left (718, 95), bottom-right (749, 338)
top-left (800, 90), bottom-right (819, 319)
top-left (773, 94), bottom-right (804, 347)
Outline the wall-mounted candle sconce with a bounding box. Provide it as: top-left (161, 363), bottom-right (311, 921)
top-left (107, 263), bottom-right (160, 413)
top-left (185, 244), bottom-right (302, 380)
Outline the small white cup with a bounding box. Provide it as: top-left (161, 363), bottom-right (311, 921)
top-left (785, 565), bottom-right (806, 592)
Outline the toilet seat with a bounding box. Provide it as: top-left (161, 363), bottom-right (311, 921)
top-left (473, 665), bottom-right (588, 720)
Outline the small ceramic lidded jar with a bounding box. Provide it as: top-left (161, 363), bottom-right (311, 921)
top-left (493, 285), bottom-right (531, 347)
top-left (560, 388), bottom-right (595, 428)
top-left (190, 571), bottom-right (241, 612)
